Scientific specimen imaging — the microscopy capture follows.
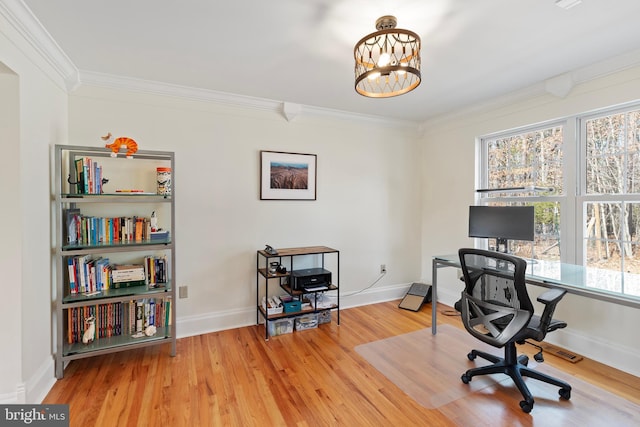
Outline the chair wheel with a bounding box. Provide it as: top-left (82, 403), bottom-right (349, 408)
top-left (467, 351), bottom-right (476, 361)
top-left (521, 355), bottom-right (529, 366)
top-left (519, 400), bottom-right (533, 413)
top-left (559, 388), bottom-right (571, 400)
top-left (461, 373), bottom-right (471, 384)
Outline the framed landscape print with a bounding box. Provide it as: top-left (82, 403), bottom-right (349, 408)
top-left (260, 150), bottom-right (317, 200)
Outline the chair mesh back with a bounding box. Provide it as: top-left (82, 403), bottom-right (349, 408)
top-left (459, 249), bottom-right (533, 346)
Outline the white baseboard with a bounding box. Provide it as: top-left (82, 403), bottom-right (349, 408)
top-left (3, 358), bottom-right (55, 404)
top-left (177, 283), bottom-right (411, 339)
top-left (27, 281), bottom-right (638, 405)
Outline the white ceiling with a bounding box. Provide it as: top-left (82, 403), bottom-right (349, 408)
top-left (20, 0), bottom-right (640, 122)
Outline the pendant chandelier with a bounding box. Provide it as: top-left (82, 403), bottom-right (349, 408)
top-left (354, 15), bottom-right (421, 98)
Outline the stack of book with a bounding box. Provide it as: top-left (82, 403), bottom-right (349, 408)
top-left (67, 256), bottom-right (111, 294)
top-left (63, 210), bottom-right (155, 246)
top-left (74, 156), bottom-right (104, 194)
top-left (144, 255), bottom-right (168, 286)
top-left (111, 264), bottom-right (146, 289)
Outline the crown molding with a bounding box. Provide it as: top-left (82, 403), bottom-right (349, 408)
top-left (421, 48), bottom-right (640, 129)
top-left (0, 0), bottom-right (79, 90)
top-left (0, 0), bottom-right (414, 130)
top-left (78, 70), bottom-right (420, 130)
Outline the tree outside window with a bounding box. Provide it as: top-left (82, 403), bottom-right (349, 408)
top-left (584, 109), bottom-right (640, 284)
top-left (482, 126), bottom-right (563, 261)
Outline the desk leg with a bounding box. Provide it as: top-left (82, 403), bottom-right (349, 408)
top-left (432, 259), bottom-right (438, 335)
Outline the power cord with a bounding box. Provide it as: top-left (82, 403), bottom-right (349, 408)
top-left (441, 309), bottom-right (460, 316)
top-left (522, 340), bottom-right (545, 362)
top-left (340, 272), bottom-right (386, 297)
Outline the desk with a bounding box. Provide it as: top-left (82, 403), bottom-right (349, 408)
top-left (431, 254), bottom-right (640, 335)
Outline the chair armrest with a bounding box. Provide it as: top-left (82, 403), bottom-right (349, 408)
top-left (535, 288), bottom-right (567, 338)
top-left (537, 288), bottom-right (566, 305)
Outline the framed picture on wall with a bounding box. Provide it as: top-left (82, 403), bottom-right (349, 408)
top-left (260, 150), bottom-right (317, 200)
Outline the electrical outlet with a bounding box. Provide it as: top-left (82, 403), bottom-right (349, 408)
top-left (380, 264), bottom-right (387, 274)
top-left (179, 285), bottom-right (188, 298)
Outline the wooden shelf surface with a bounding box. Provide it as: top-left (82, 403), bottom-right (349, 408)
top-left (258, 245), bottom-right (338, 258)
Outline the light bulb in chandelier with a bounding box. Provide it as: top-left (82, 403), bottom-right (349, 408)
top-left (378, 52), bottom-right (391, 67)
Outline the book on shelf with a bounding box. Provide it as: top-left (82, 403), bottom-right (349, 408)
top-left (112, 280), bottom-right (146, 289)
top-left (73, 157), bottom-right (104, 195)
top-left (67, 255), bottom-right (111, 294)
top-left (111, 264), bottom-right (145, 281)
top-left (144, 255), bottom-right (168, 285)
top-left (65, 299), bottom-right (171, 345)
top-left (63, 208), bottom-right (81, 244)
top-left (64, 213), bottom-right (158, 246)
top-left (135, 300), bottom-right (144, 332)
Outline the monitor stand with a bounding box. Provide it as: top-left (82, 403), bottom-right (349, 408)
top-left (496, 238), bottom-right (510, 254)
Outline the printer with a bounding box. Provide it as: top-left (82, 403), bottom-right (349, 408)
top-left (290, 268), bottom-right (332, 291)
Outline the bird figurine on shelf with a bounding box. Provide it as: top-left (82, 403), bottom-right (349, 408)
top-left (102, 132), bottom-right (138, 158)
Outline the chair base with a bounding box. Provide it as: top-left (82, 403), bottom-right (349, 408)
top-left (460, 342), bottom-right (572, 413)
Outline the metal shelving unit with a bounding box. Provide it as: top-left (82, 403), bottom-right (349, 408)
top-left (53, 145), bottom-right (176, 378)
top-left (256, 246), bottom-right (340, 339)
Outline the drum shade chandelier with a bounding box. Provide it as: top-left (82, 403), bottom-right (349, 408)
top-left (354, 15), bottom-right (421, 98)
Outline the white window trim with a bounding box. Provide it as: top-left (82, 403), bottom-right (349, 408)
top-left (478, 100), bottom-right (640, 268)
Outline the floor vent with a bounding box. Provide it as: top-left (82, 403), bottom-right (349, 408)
top-left (540, 342), bottom-right (583, 363)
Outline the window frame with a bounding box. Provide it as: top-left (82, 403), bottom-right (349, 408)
top-left (478, 100), bottom-right (640, 271)
top-left (477, 119), bottom-right (572, 262)
top-left (577, 103), bottom-right (640, 268)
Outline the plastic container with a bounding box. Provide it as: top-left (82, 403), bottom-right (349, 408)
top-left (317, 310), bottom-right (332, 324)
top-left (294, 313), bottom-right (318, 331)
top-left (157, 167), bottom-right (172, 195)
top-left (267, 318), bottom-right (294, 336)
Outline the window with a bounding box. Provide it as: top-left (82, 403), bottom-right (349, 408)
top-left (480, 125), bottom-right (564, 261)
top-left (581, 107), bottom-right (640, 297)
top-left (479, 102), bottom-right (640, 299)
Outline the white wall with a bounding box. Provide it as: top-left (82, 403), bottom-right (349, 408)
top-left (0, 11), bottom-right (69, 403)
top-left (68, 85), bottom-right (424, 337)
top-left (421, 65), bottom-right (640, 377)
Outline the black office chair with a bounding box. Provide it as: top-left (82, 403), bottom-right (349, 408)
top-left (457, 248), bottom-right (572, 413)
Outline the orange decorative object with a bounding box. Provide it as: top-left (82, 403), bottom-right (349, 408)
top-left (102, 132), bottom-right (138, 158)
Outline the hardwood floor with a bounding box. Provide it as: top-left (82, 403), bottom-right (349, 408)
top-left (43, 301), bottom-right (640, 426)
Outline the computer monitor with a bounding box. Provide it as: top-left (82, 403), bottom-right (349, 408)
top-left (468, 205), bottom-right (535, 252)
